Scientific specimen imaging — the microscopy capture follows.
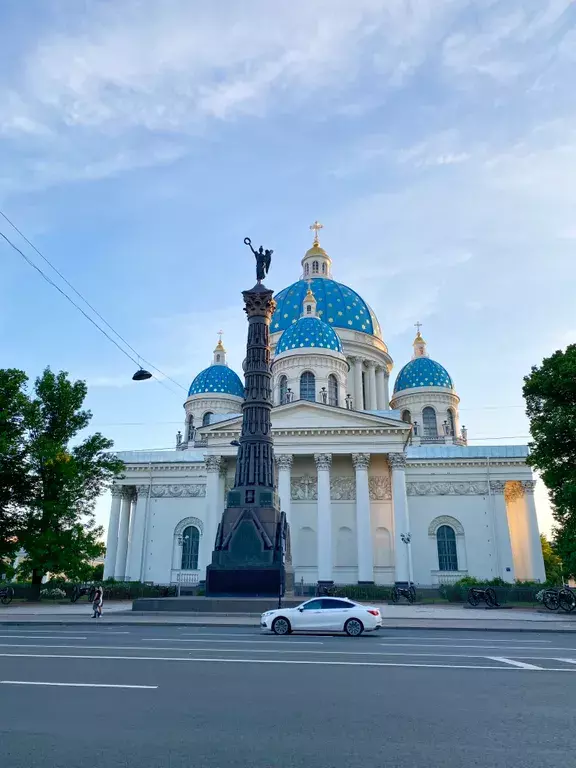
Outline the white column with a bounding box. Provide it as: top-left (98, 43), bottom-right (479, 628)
top-left (383, 372), bottom-right (390, 410)
top-left (103, 486), bottom-right (122, 579)
top-left (389, 453), bottom-right (410, 584)
top-left (352, 357), bottom-right (363, 410)
top-left (114, 488), bottom-right (133, 581)
top-left (352, 453), bottom-right (374, 583)
top-left (375, 367), bottom-right (385, 410)
top-left (490, 481), bottom-right (515, 582)
top-left (367, 361), bottom-right (378, 410)
top-left (203, 456), bottom-right (222, 574)
top-left (276, 455), bottom-right (293, 530)
top-left (126, 485), bottom-right (149, 582)
top-left (522, 480), bottom-right (546, 582)
top-left (315, 453), bottom-right (333, 583)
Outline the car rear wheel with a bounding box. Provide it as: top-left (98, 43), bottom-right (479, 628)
top-left (271, 617), bottom-right (291, 635)
top-left (344, 618), bottom-right (364, 637)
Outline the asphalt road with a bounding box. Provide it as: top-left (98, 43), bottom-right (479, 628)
top-left (1, 624), bottom-right (575, 768)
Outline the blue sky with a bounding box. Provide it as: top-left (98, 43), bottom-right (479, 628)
top-left (1, 0), bottom-right (575, 534)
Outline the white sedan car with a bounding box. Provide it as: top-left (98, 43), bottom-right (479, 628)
top-left (261, 596), bottom-right (382, 637)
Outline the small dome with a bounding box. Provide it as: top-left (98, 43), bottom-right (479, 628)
top-left (188, 365), bottom-right (244, 397)
top-left (272, 278), bottom-right (382, 339)
top-left (276, 316), bottom-right (343, 355)
top-left (394, 357), bottom-right (454, 393)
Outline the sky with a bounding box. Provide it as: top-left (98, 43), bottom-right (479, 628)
top-left (1, 0), bottom-right (575, 536)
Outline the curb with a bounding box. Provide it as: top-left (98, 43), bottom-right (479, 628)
top-left (0, 619), bottom-right (575, 633)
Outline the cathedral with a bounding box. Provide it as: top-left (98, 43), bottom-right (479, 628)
top-left (103, 225), bottom-right (545, 587)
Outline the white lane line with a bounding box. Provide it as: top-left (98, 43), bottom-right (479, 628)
top-left (379, 637), bottom-right (551, 643)
top-left (0, 635), bottom-right (88, 640)
top-left (0, 652), bottom-right (568, 670)
top-left (141, 638), bottom-right (324, 645)
top-left (0, 680), bottom-right (157, 689)
top-left (555, 658), bottom-right (576, 665)
top-left (380, 643), bottom-right (573, 650)
top-left (486, 657), bottom-right (544, 670)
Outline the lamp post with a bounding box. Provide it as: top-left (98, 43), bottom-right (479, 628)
top-left (400, 532), bottom-right (414, 586)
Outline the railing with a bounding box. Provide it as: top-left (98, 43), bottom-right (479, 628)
top-left (174, 572), bottom-right (200, 596)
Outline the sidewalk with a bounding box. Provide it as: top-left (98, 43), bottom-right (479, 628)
top-left (1, 601), bottom-right (575, 632)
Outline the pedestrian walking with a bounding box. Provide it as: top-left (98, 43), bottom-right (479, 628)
top-left (91, 586), bottom-right (103, 619)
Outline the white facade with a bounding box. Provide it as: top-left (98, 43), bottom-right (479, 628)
top-left (104, 231), bottom-right (546, 587)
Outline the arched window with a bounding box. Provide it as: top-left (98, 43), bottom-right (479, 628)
top-left (279, 375), bottom-right (288, 405)
top-left (187, 415), bottom-right (194, 441)
top-left (447, 409), bottom-right (456, 436)
top-left (401, 409), bottom-right (411, 424)
top-left (437, 525), bottom-right (458, 571)
top-left (216, 353), bottom-right (221, 362)
top-left (181, 526), bottom-right (200, 570)
top-left (306, 304), bottom-right (312, 314)
top-left (322, 263), bottom-right (326, 274)
top-left (300, 371), bottom-right (315, 402)
top-left (328, 374), bottom-right (338, 406)
top-left (312, 260), bottom-right (319, 274)
top-left (422, 406), bottom-right (437, 438)
top-left (202, 411), bottom-right (213, 427)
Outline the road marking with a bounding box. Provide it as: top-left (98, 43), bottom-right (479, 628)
top-left (141, 638), bottom-right (325, 645)
top-left (380, 642), bottom-right (572, 650)
top-left (486, 657), bottom-right (544, 670)
top-left (0, 680), bottom-right (157, 689)
top-left (378, 636), bottom-right (551, 643)
top-left (0, 635), bottom-right (88, 640)
top-left (0, 652), bottom-right (570, 670)
top-left (555, 658), bottom-right (576, 665)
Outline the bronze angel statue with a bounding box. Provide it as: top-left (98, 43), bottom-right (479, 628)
top-left (244, 237), bottom-right (272, 282)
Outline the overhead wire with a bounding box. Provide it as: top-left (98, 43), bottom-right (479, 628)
top-left (0, 216), bottom-right (184, 397)
top-left (0, 210), bottom-right (185, 389)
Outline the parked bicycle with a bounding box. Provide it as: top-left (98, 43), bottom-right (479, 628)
top-left (71, 584), bottom-right (96, 603)
top-left (391, 584), bottom-right (416, 604)
top-left (467, 586), bottom-right (498, 607)
top-left (0, 586), bottom-right (14, 605)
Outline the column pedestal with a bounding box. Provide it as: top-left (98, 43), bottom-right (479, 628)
top-left (315, 453), bottom-right (333, 585)
top-left (104, 486), bottom-right (122, 580)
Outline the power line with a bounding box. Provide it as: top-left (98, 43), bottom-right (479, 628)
top-left (0, 227), bottom-right (182, 398)
top-left (0, 209), bottom-right (186, 394)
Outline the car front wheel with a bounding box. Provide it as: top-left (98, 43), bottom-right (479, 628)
top-left (271, 617), bottom-right (291, 635)
top-left (344, 618), bottom-right (364, 637)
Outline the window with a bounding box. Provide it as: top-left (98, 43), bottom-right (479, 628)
top-left (422, 406), bottom-right (437, 438)
top-left (321, 599), bottom-right (352, 609)
top-left (447, 409), bottom-right (456, 436)
top-left (312, 260), bottom-right (319, 273)
top-left (328, 374), bottom-right (338, 406)
top-left (187, 416), bottom-right (194, 441)
top-left (302, 599), bottom-right (323, 611)
top-left (300, 371), bottom-right (315, 401)
top-left (216, 353), bottom-right (221, 362)
top-left (181, 526), bottom-right (200, 570)
top-left (401, 409), bottom-right (411, 424)
top-left (202, 411), bottom-right (213, 427)
top-left (322, 263), bottom-right (326, 274)
top-left (306, 304), bottom-right (312, 314)
top-left (279, 375), bottom-right (288, 405)
top-left (437, 525), bottom-right (458, 571)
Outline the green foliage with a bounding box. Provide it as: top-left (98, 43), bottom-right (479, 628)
top-left (0, 367), bottom-right (124, 596)
top-left (540, 534), bottom-right (563, 584)
top-left (523, 345), bottom-right (576, 577)
top-left (91, 563), bottom-right (104, 582)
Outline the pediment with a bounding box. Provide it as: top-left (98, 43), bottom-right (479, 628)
top-left (200, 401), bottom-right (410, 435)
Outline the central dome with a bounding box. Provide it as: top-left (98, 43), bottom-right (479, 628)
top-left (276, 316), bottom-right (343, 354)
top-left (272, 278), bottom-right (382, 339)
top-left (188, 365), bottom-right (244, 398)
top-left (394, 357), bottom-right (453, 393)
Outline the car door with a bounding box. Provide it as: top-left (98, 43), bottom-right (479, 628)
top-left (292, 598), bottom-right (324, 630)
top-left (320, 599), bottom-right (355, 630)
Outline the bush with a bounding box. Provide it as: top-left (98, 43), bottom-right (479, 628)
top-left (40, 587), bottom-right (66, 600)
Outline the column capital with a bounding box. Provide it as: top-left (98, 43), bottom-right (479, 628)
top-left (352, 453), bottom-right (370, 471)
top-left (121, 485), bottom-right (136, 500)
top-left (205, 455), bottom-right (222, 473)
top-left (365, 359), bottom-right (377, 369)
top-left (275, 454), bottom-right (294, 470)
top-left (521, 479), bottom-right (537, 495)
top-left (111, 484), bottom-right (123, 498)
top-left (314, 453), bottom-right (332, 471)
top-left (348, 355), bottom-right (362, 365)
top-left (388, 452), bottom-right (407, 470)
top-left (504, 480), bottom-right (524, 503)
top-left (489, 480), bottom-right (506, 494)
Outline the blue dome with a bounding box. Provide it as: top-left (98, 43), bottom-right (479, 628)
top-left (394, 357), bottom-right (454, 393)
top-left (272, 278), bottom-right (382, 339)
top-left (276, 316), bottom-right (343, 355)
top-left (188, 365), bottom-right (244, 398)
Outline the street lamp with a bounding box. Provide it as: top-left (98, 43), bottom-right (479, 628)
top-left (400, 532), bottom-right (414, 586)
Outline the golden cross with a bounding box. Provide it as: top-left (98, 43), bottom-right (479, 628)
top-left (309, 220), bottom-right (324, 246)
top-left (414, 321), bottom-right (423, 335)
top-left (217, 329), bottom-right (223, 342)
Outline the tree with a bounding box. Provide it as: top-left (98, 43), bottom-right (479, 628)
top-left (540, 534), bottom-right (563, 585)
top-left (0, 368), bottom-right (124, 596)
top-left (523, 344), bottom-right (576, 577)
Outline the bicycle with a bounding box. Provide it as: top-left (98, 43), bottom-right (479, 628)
top-left (467, 586), bottom-right (498, 607)
top-left (391, 584), bottom-right (416, 604)
top-left (0, 586), bottom-right (14, 606)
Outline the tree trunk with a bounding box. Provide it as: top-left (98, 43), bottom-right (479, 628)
top-left (29, 569), bottom-right (44, 601)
